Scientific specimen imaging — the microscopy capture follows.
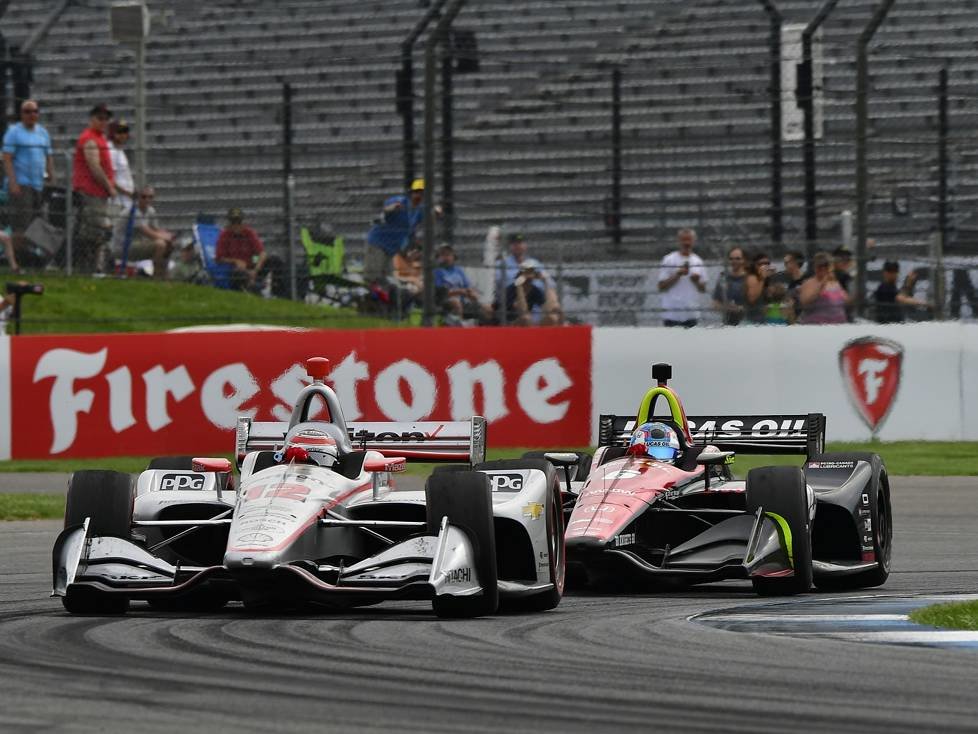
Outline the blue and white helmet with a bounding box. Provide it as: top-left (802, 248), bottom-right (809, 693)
top-left (629, 421), bottom-right (681, 462)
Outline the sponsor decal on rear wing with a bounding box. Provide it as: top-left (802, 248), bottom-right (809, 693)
top-left (598, 413), bottom-right (826, 458)
top-left (236, 416), bottom-right (487, 466)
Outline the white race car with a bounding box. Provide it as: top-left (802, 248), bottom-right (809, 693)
top-left (52, 357), bottom-right (565, 618)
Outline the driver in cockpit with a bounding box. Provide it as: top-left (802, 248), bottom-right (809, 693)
top-left (629, 421), bottom-right (681, 463)
top-left (280, 428), bottom-right (341, 468)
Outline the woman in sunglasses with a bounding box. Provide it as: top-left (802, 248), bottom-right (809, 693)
top-left (797, 251), bottom-right (850, 324)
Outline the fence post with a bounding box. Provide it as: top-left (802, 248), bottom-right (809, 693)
top-left (801, 0), bottom-right (840, 262)
top-left (854, 0), bottom-right (895, 318)
top-left (441, 40), bottom-right (454, 246)
top-left (282, 82), bottom-right (296, 301)
top-left (610, 66), bottom-right (623, 252)
top-left (935, 64), bottom-right (949, 320)
top-left (757, 0), bottom-right (783, 248)
top-left (63, 149), bottom-right (74, 276)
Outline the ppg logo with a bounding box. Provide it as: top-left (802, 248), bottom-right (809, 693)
top-left (489, 473), bottom-right (524, 492)
top-left (160, 474), bottom-right (205, 491)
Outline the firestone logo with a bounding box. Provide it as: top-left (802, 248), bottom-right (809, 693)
top-left (838, 337), bottom-right (903, 433)
top-left (30, 349), bottom-right (574, 454)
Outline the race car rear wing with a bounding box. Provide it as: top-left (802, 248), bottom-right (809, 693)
top-left (597, 413), bottom-right (826, 458)
top-left (235, 416), bottom-right (487, 466)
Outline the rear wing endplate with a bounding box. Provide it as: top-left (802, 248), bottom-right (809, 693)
top-left (598, 413), bottom-right (826, 458)
top-left (236, 416), bottom-right (486, 466)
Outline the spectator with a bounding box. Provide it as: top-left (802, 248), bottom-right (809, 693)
top-left (2, 99), bottom-right (55, 273)
top-left (762, 274), bottom-right (793, 325)
top-left (71, 103), bottom-right (116, 272)
top-left (497, 233), bottom-right (562, 325)
top-left (365, 178), bottom-right (439, 284)
top-left (798, 251), bottom-right (850, 324)
top-left (215, 207), bottom-right (285, 296)
top-left (783, 251), bottom-right (805, 289)
top-left (744, 251), bottom-right (773, 324)
top-left (712, 246), bottom-right (747, 325)
top-left (434, 244), bottom-right (491, 325)
top-left (169, 237), bottom-right (208, 284)
top-left (832, 246), bottom-right (854, 293)
top-left (120, 187), bottom-right (175, 278)
top-left (107, 120), bottom-right (135, 259)
top-left (657, 228), bottom-right (706, 327)
top-left (874, 261), bottom-right (930, 323)
top-left (389, 241), bottom-right (423, 316)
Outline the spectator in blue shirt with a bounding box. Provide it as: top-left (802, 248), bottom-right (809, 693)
top-left (2, 99), bottom-right (55, 272)
top-left (434, 244), bottom-right (491, 325)
top-left (365, 178), bottom-right (442, 284)
top-left (496, 233), bottom-right (562, 325)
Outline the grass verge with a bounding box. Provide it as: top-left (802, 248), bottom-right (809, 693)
top-left (2, 442), bottom-right (975, 477)
top-left (909, 600), bottom-right (978, 630)
top-left (0, 494), bottom-right (65, 520)
top-left (10, 274), bottom-right (395, 334)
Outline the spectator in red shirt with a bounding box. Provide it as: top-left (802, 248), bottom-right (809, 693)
top-left (215, 207), bottom-right (285, 296)
top-left (71, 102), bottom-right (116, 272)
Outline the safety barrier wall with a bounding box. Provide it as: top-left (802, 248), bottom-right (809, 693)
top-left (592, 323), bottom-right (978, 442)
top-left (1, 322), bottom-right (976, 460)
top-left (0, 327), bottom-right (591, 460)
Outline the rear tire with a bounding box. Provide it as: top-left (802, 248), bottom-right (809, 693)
top-left (147, 456), bottom-right (195, 470)
top-left (810, 452), bottom-right (892, 591)
top-left (426, 471), bottom-right (499, 618)
top-left (746, 466), bottom-right (813, 596)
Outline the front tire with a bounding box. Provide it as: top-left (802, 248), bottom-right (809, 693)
top-left (426, 471), bottom-right (499, 618)
top-left (810, 452), bottom-right (892, 591)
top-left (746, 466), bottom-right (813, 596)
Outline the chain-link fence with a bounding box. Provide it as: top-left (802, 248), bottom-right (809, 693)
top-left (2, 0), bottom-right (977, 326)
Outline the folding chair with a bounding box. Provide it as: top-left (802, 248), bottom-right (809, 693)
top-left (193, 222), bottom-right (232, 289)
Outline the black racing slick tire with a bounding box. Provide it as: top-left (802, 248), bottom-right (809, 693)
top-left (746, 466), bottom-right (813, 596)
top-left (810, 452), bottom-right (892, 591)
top-left (477, 459), bottom-right (565, 613)
top-left (64, 470), bottom-right (135, 537)
top-left (63, 470), bottom-right (135, 614)
top-left (425, 471), bottom-right (499, 618)
top-left (147, 456), bottom-right (196, 470)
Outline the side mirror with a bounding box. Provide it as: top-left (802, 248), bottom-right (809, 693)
top-left (696, 450), bottom-right (734, 466)
top-left (364, 456), bottom-right (407, 473)
top-left (543, 452), bottom-right (579, 467)
top-left (192, 457), bottom-right (233, 473)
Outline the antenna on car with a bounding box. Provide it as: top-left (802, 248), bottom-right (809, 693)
top-left (651, 363), bottom-right (672, 387)
top-left (305, 357), bottom-right (330, 384)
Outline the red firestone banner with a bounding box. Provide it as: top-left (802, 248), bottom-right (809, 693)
top-left (8, 327), bottom-right (591, 459)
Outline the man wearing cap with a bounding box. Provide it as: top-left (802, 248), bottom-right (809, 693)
top-left (873, 261), bottom-right (930, 323)
top-left (108, 119), bottom-right (135, 258)
top-left (364, 178), bottom-right (437, 284)
top-left (216, 208), bottom-right (284, 295)
top-left (72, 103), bottom-right (116, 272)
top-left (170, 236), bottom-right (207, 284)
top-left (2, 99), bottom-right (55, 272)
top-left (496, 233), bottom-right (562, 325)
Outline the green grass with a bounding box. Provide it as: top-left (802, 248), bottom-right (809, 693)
top-left (0, 493), bottom-right (65, 520)
top-left (8, 274), bottom-right (395, 333)
top-left (909, 600), bottom-right (978, 630)
top-left (2, 442), bottom-right (975, 477)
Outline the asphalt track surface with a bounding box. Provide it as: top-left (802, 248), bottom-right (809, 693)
top-left (1, 476), bottom-right (977, 733)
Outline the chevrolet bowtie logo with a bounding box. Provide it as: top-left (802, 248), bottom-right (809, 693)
top-left (522, 502), bottom-right (544, 520)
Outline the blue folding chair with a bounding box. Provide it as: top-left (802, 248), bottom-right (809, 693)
top-left (192, 222), bottom-right (232, 289)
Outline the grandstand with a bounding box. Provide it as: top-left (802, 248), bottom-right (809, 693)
top-left (2, 0), bottom-right (977, 266)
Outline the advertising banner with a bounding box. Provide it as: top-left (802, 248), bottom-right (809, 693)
top-left (7, 327), bottom-right (591, 459)
top-left (592, 322), bottom-right (978, 442)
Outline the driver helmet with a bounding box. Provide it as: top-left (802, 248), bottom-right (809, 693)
top-left (284, 429), bottom-right (339, 468)
top-left (630, 421), bottom-right (681, 462)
